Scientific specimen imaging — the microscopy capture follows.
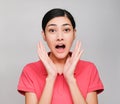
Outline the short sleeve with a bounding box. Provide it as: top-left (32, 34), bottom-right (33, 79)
top-left (87, 64), bottom-right (104, 94)
top-left (17, 65), bottom-right (35, 95)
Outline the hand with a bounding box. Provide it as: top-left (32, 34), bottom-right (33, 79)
top-left (37, 41), bottom-right (57, 79)
top-left (63, 41), bottom-right (84, 82)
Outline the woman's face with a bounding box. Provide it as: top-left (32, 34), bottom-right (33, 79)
top-left (42, 16), bottom-right (76, 59)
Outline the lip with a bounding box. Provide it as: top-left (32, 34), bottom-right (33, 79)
top-left (56, 48), bottom-right (65, 53)
top-left (55, 43), bottom-right (66, 53)
top-left (55, 44), bottom-right (65, 49)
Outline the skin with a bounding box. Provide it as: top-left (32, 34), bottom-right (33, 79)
top-left (25, 16), bottom-right (98, 104)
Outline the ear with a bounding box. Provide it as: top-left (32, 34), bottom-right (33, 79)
top-left (41, 31), bottom-right (46, 41)
top-left (73, 29), bottom-right (76, 40)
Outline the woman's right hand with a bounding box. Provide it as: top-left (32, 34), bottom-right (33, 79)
top-left (37, 41), bottom-right (57, 79)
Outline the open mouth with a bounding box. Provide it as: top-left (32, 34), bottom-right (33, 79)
top-left (55, 44), bottom-right (66, 49)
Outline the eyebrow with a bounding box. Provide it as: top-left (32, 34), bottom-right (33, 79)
top-left (47, 24), bottom-right (57, 27)
top-left (47, 23), bottom-right (71, 27)
top-left (62, 23), bottom-right (71, 26)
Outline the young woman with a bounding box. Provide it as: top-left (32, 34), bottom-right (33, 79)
top-left (17, 8), bottom-right (104, 104)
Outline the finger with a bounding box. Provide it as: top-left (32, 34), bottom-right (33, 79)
top-left (74, 45), bottom-right (84, 62)
top-left (74, 49), bottom-right (84, 64)
top-left (66, 55), bottom-right (71, 64)
top-left (37, 43), bottom-right (41, 58)
top-left (39, 41), bottom-right (48, 58)
top-left (39, 41), bottom-right (46, 53)
top-left (70, 41), bottom-right (77, 60)
top-left (37, 42), bottom-right (44, 57)
top-left (76, 41), bottom-right (82, 58)
top-left (71, 41), bottom-right (81, 60)
top-left (71, 43), bottom-right (84, 70)
top-left (72, 41), bottom-right (80, 56)
top-left (37, 42), bottom-right (47, 62)
top-left (79, 49), bottom-right (84, 57)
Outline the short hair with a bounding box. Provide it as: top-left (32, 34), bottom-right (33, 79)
top-left (42, 8), bottom-right (76, 32)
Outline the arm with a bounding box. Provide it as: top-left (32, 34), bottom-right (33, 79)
top-left (25, 87), bottom-right (98, 104)
top-left (25, 92), bottom-right (37, 104)
top-left (25, 42), bottom-right (58, 104)
top-left (66, 77), bottom-right (98, 104)
top-left (37, 42), bottom-right (57, 104)
top-left (38, 76), bottom-right (56, 104)
top-left (64, 41), bottom-right (98, 104)
top-left (66, 77), bottom-right (87, 104)
top-left (25, 76), bottom-right (56, 104)
top-left (63, 41), bottom-right (86, 104)
top-left (86, 92), bottom-right (98, 104)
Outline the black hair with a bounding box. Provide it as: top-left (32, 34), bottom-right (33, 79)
top-left (42, 8), bottom-right (76, 32)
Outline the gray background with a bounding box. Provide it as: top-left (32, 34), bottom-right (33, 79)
top-left (0, 0), bottom-right (120, 104)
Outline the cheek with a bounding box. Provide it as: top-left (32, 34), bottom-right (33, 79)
top-left (68, 39), bottom-right (74, 46)
top-left (66, 34), bottom-right (75, 42)
top-left (45, 34), bottom-right (55, 42)
top-left (46, 39), bottom-right (53, 45)
top-left (66, 35), bottom-right (75, 46)
top-left (46, 38), bottom-right (55, 49)
top-left (46, 33), bottom-right (56, 40)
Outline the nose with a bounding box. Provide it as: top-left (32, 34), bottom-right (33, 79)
top-left (56, 31), bottom-right (64, 41)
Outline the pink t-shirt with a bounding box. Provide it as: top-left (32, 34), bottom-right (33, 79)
top-left (17, 60), bottom-right (104, 104)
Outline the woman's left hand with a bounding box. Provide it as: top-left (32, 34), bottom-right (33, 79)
top-left (63, 41), bottom-right (84, 82)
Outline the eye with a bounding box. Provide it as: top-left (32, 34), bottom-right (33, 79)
top-left (64, 28), bottom-right (71, 32)
top-left (49, 29), bottom-right (56, 33)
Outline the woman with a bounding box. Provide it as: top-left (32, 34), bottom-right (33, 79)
top-left (17, 8), bottom-right (104, 104)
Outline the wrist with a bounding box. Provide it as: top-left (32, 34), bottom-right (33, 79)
top-left (65, 75), bottom-right (76, 84)
top-left (46, 75), bottom-right (56, 83)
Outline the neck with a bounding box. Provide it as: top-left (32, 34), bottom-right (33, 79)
top-left (49, 52), bottom-right (71, 74)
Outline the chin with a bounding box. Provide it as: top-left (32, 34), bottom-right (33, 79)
top-left (54, 52), bottom-right (69, 59)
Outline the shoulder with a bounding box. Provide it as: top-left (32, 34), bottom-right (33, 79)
top-left (76, 60), bottom-right (96, 69)
top-left (22, 60), bottom-right (46, 74)
top-left (75, 60), bottom-right (98, 75)
top-left (24, 60), bottom-right (43, 68)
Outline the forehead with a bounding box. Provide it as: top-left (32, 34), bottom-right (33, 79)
top-left (46, 16), bottom-right (72, 27)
